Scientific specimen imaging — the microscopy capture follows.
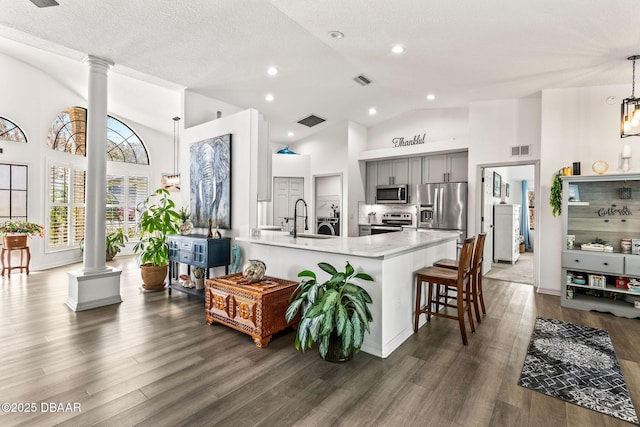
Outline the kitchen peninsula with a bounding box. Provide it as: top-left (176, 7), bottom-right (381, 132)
top-left (236, 230), bottom-right (459, 358)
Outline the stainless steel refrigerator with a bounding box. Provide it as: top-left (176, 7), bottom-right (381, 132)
top-left (417, 182), bottom-right (467, 240)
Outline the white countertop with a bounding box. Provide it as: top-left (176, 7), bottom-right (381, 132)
top-left (236, 229), bottom-right (459, 259)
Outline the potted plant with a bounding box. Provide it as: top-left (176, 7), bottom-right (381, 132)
top-left (192, 267), bottom-right (206, 290)
top-left (285, 261), bottom-right (374, 362)
top-left (133, 188), bottom-right (181, 290)
top-left (0, 220), bottom-right (45, 248)
top-left (178, 207), bottom-right (193, 235)
top-left (79, 227), bottom-right (129, 261)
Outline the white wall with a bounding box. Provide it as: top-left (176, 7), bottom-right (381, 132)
top-left (181, 109), bottom-right (261, 242)
top-left (539, 84), bottom-right (628, 295)
top-left (347, 121), bottom-right (367, 236)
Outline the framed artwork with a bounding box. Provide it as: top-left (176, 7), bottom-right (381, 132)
top-left (493, 172), bottom-right (501, 197)
top-left (190, 134), bottom-right (232, 229)
top-left (505, 183), bottom-right (510, 197)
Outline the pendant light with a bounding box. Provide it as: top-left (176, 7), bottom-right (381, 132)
top-left (621, 55), bottom-right (640, 138)
top-left (165, 116), bottom-right (181, 189)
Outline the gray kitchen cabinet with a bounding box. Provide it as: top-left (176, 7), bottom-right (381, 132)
top-left (408, 157), bottom-right (422, 204)
top-left (365, 161), bottom-right (378, 204)
top-left (422, 151), bottom-right (468, 183)
top-left (377, 158), bottom-right (409, 186)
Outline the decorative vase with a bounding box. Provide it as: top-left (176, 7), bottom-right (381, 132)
top-left (242, 259), bottom-right (266, 283)
top-left (4, 234), bottom-right (28, 249)
top-left (207, 218), bottom-right (213, 238)
top-left (180, 220), bottom-right (193, 235)
top-left (214, 226), bottom-right (222, 239)
top-left (325, 331), bottom-right (354, 363)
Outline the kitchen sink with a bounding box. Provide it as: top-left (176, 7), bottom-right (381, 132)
top-left (294, 234), bottom-right (336, 239)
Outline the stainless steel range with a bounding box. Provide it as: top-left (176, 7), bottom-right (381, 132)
top-left (370, 212), bottom-right (412, 235)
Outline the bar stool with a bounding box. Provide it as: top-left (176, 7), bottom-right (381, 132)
top-left (414, 237), bottom-right (475, 345)
top-left (1, 245), bottom-right (31, 276)
top-left (433, 233), bottom-right (487, 323)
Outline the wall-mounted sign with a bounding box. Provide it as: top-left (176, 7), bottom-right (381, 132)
top-left (392, 133), bottom-right (425, 148)
top-left (595, 206), bottom-right (632, 217)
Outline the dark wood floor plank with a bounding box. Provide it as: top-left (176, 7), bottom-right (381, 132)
top-left (1, 257), bottom-right (639, 426)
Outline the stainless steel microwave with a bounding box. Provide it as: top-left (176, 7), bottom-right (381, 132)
top-left (376, 184), bottom-right (408, 204)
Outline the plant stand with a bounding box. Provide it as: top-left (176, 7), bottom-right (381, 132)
top-left (1, 246), bottom-right (30, 276)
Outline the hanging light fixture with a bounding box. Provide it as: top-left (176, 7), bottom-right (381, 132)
top-left (165, 116), bottom-right (181, 189)
top-left (621, 55), bottom-right (640, 138)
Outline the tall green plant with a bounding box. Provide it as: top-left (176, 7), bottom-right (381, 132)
top-left (285, 261), bottom-right (374, 360)
top-left (133, 188), bottom-right (181, 266)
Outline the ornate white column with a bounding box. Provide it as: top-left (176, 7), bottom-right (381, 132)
top-left (83, 55), bottom-right (112, 273)
top-left (67, 54), bottom-right (122, 312)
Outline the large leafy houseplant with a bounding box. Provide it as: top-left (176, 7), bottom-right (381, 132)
top-left (79, 227), bottom-right (128, 260)
top-left (285, 261), bottom-right (374, 361)
top-left (133, 188), bottom-right (181, 290)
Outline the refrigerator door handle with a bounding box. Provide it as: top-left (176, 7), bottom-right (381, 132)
top-left (439, 186), bottom-right (444, 224)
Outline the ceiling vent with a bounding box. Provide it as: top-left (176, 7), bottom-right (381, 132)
top-left (29, 0), bottom-right (59, 7)
top-left (297, 114), bottom-right (326, 128)
top-left (353, 75), bottom-right (372, 86)
top-left (511, 145), bottom-right (531, 156)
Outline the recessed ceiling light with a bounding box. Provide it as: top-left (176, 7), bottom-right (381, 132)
top-left (265, 94), bottom-right (274, 102)
top-left (391, 45), bottom-right (405, 54)
top-left (287, 132), bottom-right (294, 137)
top-left (369, 108), bottom-right (377, 115)
top-left (328, 30), bottom-right (344, 40)
top-left (426, 94), bottom-right (436, 101)
top-left (267, 66), bottom-right (278, 76)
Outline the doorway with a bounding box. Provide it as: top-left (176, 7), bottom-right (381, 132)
top-left (314, 174), bottom-right (342, 235)
top-left (273, 177), bottom-right (304, 234)
top-left (480, 163), bottom-right (537, 286)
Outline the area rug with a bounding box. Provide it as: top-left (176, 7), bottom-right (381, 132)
top-left (518, 317), bottom-right (638, 424)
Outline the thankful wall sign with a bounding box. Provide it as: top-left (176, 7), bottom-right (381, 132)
top-left (392, 133), bottom-right (426, 148)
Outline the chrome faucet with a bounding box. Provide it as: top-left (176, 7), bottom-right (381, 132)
top-left (291, 198), bottom-right (309, 238)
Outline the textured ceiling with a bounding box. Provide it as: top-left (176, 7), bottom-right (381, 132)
top-left (1, 0), bottom-right (639, 143)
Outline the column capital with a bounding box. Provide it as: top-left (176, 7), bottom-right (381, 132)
top-left (83, 55), bottom-right (114, 70)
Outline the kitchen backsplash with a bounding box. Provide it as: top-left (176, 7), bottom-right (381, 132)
top-left (358, 201), bottom-right (418, 225)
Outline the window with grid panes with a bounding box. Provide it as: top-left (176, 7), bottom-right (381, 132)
top-left (48, 167), bottom-right (86, 248)
top-left (106, 175), bottom-right (147, 238)
top-left (0, 163), bottom-right (28, 224)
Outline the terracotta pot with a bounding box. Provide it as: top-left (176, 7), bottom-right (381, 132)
top-left (140, 264), bottom-right (168, 291)
top-left (4, 235), bottom-right (28, 249)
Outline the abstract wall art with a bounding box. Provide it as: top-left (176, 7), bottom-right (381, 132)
top-left (190, 134), bottom-right (231, 229)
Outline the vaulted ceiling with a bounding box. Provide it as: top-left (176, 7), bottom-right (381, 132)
top-left (1, 0), bottom-right (639, 142)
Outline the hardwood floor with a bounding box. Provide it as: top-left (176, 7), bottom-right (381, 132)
top-left (1, 256), bottom-right (638, 426)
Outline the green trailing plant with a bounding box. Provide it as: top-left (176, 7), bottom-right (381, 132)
top-left (550, 171), bottom-right (563, 217)
top-left (285, 261), bottom-right (374, 360)
top-left (133, 188), bottom-right (181, 266)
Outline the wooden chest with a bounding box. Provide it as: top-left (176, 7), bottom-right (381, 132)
top-left (205, 273), bottom-right (298, 347)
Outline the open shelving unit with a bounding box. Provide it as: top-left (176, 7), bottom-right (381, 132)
top-left (560, 174), bottom-right (640, 318)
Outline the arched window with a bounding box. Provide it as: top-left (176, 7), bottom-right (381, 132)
top-left (0, 116), bottom-right (27, 143)
top-left (47, 106), bottom-right (149, 165)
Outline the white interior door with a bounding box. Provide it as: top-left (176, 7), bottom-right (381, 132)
top-left (481, 168), bottom-right (494, 275)
top-left (273, 177), bottom-right (304, 233)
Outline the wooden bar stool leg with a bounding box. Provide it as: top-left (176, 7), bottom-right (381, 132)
top-left (466, 282), bottom-right (476, 334)
top-left (472, 272), bottom-right (481, 324)
top-left (414, 275), bottom-right (422, 333)
top-left (457, 297), bottom-right (468, 345)
top-left (478, 275), bottom-right (486, 316)
top-left (427, 281), bottom-right (434, 321)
